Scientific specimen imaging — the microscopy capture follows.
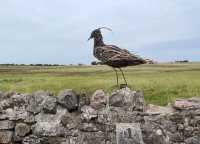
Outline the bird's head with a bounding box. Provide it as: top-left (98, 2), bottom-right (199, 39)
top-left (88, 27), bottom-right (112, 41)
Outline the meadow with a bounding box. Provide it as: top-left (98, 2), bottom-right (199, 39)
top-left (0, 63), bottom-right (200, 106)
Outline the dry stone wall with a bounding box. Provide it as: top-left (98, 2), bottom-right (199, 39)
top-left (0, 88), bottom-right (200, 144)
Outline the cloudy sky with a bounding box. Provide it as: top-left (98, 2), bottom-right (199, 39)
top-left (0, 0), bottom-right (199, 64)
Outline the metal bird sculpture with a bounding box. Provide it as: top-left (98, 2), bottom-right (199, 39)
top-left (88, 27), bottom-right (146, 87)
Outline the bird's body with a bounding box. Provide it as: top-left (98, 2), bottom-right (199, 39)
top-left (88, 27), bottom-right (146, 86)
top-left (93, 44), bottom-right (146, 68)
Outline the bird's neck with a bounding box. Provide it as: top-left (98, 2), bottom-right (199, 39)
top-left (93, 36), bottom-right (105, 48)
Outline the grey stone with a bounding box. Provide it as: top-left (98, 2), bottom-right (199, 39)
top-left (26, 91), bottom-right (49, 114)
top-left (90, 89), bottom-right (107, 110)
top-left (43, 96), bottom-right (57, 114)
top-left (64, 129), bottom-right (79, 137)
top-left (61, 137), bottom-right (79, 144)
top-left (142, 120), bottom-right (170, 144)
top-left (79, 93), bottom-right (90, 107)
top-left (32, 106), bottom-right (67, 136)
top-left (79, 131), bottom-right (106, 144)
top-left (13, 134), bottom-right (23, 143)
top-left (24, 113), bottom-right (36, 124)
top-left (0, 105), bottom-right (3, 113)
top-left (156, 116), bottom-right (177, 133)
top-left (8, 106), bottom-right (28, 121)
top-left (61, 113), bottom-right (77, 129)
top-left (0, 120), bottom-right (15, 130)
top-left (11, 94), bottom-right (26, 107)
top-left (109, 90), bottom-right (124, 107)
top-left (0, 131), bottom-right (13, 144)
top-left (173, 97), bottom-right (200, 110)
top-left (97, 107), bottom-right (142, 124)
top-left (97, 107), bottom-right (124, 124)
top-left (193, 109), bottom-right (200, 115)
top-left (146, 104), bottom-right (175, 115)
top-left (133, 91), bottom-right (145, 111)
top-left (0, 99), bottom-right (13, 109)
top-left (184, 126), bottom-right (194, 137)
top-left (109, 87), bottom-right (144, 111)
top-left (79, 123), bottom-right (99, 132)
top-left (177, 124), bottom-right (184, 131)
top-left (57, 89), bottom-right (79, 112)
top-left (167, 132), bottom-right (183, 143)
top-left (4, 91), bottom-right (16, 98)
top-left (44, 137), bottom-right (69, 144)
top-left (15, 123), bottom-right (30, 137)
top-left (4, 108), bottom-right (14, 120)
top-left (23, 135), bottom-right (47, 144)
top-left (185, 136), bottom-right (200, 144)
top-left (81, 105), bottom-right (98, 122)
top-left (169, 112), bottom-right (185, 123)
top-left (116, 123), bottom-right (144, 144)
top-left (0, 114), bottom-right (7, 120)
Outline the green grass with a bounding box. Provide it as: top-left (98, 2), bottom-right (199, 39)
top-left (0, 63), bottom-right (200, 106)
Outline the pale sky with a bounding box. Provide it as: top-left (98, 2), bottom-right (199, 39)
top-left (0, 0), bottom-right (199, 64)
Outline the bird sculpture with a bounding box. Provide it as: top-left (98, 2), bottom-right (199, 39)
top-left (88, 27), bottom-right (146, 87)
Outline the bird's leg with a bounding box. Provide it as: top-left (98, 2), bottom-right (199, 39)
top-left (119, 68), bottom-right (127, 86)
top-left (113, 68), bottom-right (119, 87)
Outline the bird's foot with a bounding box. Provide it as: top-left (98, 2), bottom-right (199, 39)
top-left (119, 84), bottom-right (128, 89)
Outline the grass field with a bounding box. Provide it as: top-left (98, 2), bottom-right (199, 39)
top-left (0, 63), bottom-right (200, 106)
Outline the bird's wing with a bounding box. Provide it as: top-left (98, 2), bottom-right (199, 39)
top-left (100, 45), bottom-right (142, 62)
